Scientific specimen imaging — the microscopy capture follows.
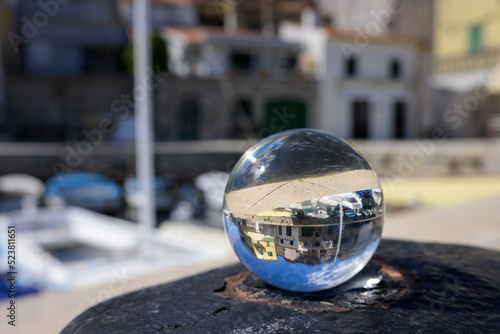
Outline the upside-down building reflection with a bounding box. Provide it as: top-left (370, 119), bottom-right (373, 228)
top-left (233, 189), bottom-right (384, 266)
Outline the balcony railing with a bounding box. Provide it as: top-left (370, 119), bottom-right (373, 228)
top-left (434, 48), bottom-right (500, 74)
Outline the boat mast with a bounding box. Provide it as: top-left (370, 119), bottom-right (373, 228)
top-left (133, 0), bottom-right (155, 259)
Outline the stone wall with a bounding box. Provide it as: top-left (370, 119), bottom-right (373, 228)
top-left (154, 76), bottom-right (318, 140)
top-left (0, 139), bottom-right (498, 182)
top-left (4, 74), bottom-right (318, 141)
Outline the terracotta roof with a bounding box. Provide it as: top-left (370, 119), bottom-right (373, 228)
top-left (162, 26), bottom-right (208, 43)
top-left (275, 1), bottom-right (312, 14)
top-left (150, 0), bottom-right (193, 5)
top-left (164, 26), bottom-right (301, 48)
top-left (326, 28), bottom-right (422, 48)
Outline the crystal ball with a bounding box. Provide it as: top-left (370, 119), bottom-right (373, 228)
top-left (223, 129), bottom-right (384, 292)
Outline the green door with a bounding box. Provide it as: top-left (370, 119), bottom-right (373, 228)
top-left (469, 25), bottom-right (482, 53)
top-left (264, 99), bottom-right (306, 135)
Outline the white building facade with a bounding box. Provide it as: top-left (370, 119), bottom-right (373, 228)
top-left (157, 27), bottom-right (317, 140)
top-left (318, 35), bottom-right (420, 139)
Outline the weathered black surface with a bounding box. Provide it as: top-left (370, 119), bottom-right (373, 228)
top-left (62, 240), bottom-right (500, 333)
top-left (215, 259), bottom-right (408, 312)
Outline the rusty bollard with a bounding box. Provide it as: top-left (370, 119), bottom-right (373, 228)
top-left (62, 239), bottom-right (500, 333)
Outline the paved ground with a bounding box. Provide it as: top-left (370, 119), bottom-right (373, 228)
top-left (0, 249), bottom-right (239, 334)
top-left (2, 183), bottom-right (500, 333)
top-left (225, 170), bottom-right (379, 218)
top-left (383, 194), bottom-right (500, 252)
top-left (382, 176), bottom-right (500, 208)
top-left (0, 222), bottom-right (239, 334)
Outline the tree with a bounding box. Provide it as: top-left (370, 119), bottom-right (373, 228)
top-left (122, 32), bottom-right (169, 75)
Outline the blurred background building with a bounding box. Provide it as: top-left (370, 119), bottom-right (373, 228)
top-left (318, 32), bottom-right (420, 139)
top-left (432, 0), bottom-right (500, 138)
top-left (1, 3), bottom-right (500, 332)
top-left (0, 0), bottom-right (427, 143)
top-left (0, 0), bottom-right (499, 179)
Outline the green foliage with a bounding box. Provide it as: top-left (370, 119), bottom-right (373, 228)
top-left (122, 32), bottom-right (169, 75)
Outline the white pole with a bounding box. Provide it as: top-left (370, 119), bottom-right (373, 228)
top-left (133, 0), bottom-right (155, 259)
top-left (0, 5), bottom-right (6, 124)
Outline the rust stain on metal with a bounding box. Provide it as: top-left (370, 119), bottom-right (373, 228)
top-left (216, 258), bottom-right (414, 313)
top-left (372, 258), bottom-right (414, 301)
top-left (217, 270), bottom-right (351, 312)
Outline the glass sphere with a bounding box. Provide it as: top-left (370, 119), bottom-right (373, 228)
top-left (223, 129), bottom-right (384, 292)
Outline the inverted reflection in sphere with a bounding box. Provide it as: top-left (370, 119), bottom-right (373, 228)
top-left (223, 129), bottom-right (384, 292)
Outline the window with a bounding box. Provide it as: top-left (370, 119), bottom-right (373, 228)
top-left (394, 101), bottom-right (406, 139)
top-left (197, 3), bottom-right (224, 26)
top-left (280, 239), bottom-right (284, 244)
top-left (327, 226), bottom-right (334, 236)
top-left (83, 47), bottom-right (123, 74)
top-left (179, 98), bottom-right (200, 140)
top-left (266, 241), bottom-right (270, 247)
top-left (290, 240), bottom-right (294, 246)
top-left (301, 227), bottom-right (313, 238)
top-left (352, 100), bottom-right (369, 139)
top-left (345, 56), bottom-right (357, 77)
top-left (284, 55), bottom-right (297, 70)
top-left (389, 59), bottom-right (401, 79)
top-left (286, 226), bottom-right (292, 236)
top-left (469, 25), bottom-right (482, 53)
top-left (230, 52), bottom-right (254, 73)
top-left (268, 252), bottom-right (273, 257)
top-left (278, 226), bottom-right (282, 235)
top-left (275, 54), bottom-right (298, 74)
